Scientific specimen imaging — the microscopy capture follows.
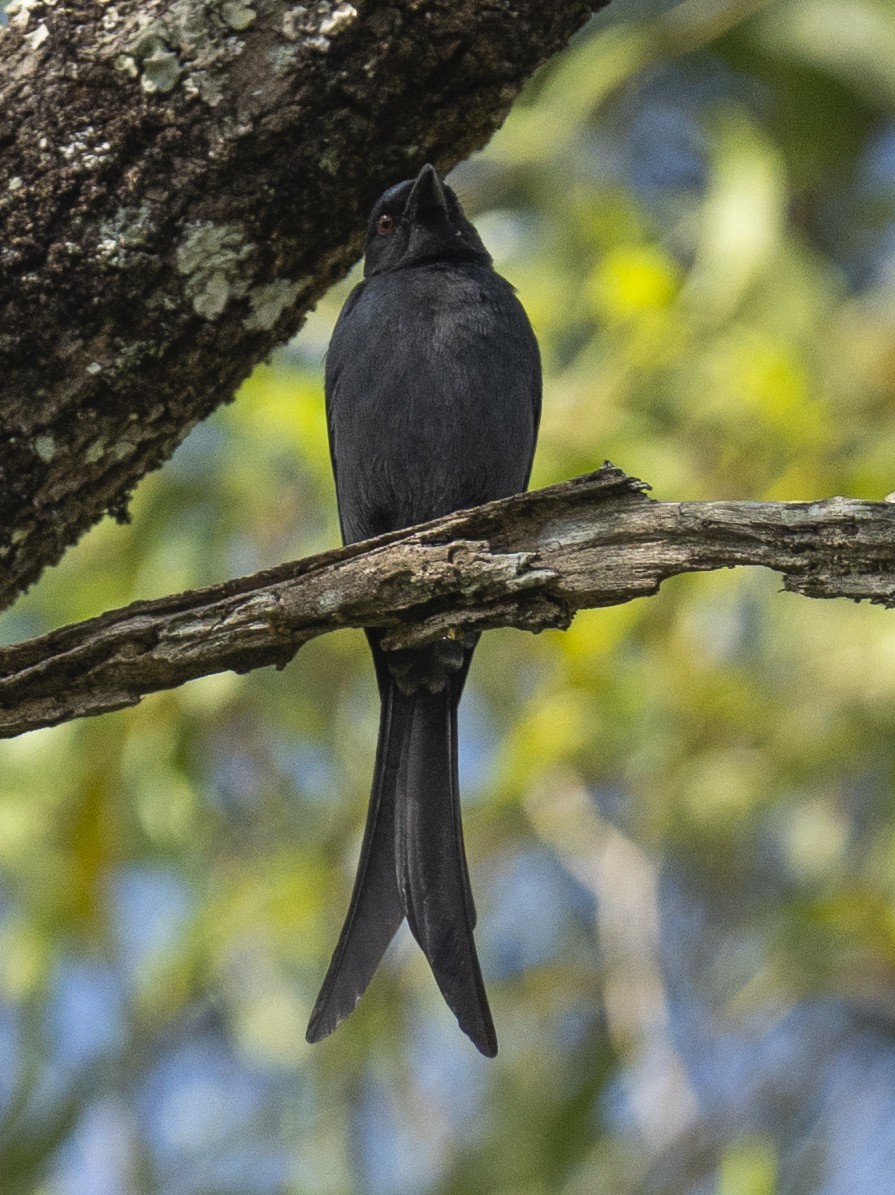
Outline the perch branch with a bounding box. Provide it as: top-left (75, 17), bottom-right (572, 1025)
top-left (2, 464), bottom-right (894, 739)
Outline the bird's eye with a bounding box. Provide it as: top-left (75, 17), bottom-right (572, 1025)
top-left (377, 214), bottom-right (394, 235)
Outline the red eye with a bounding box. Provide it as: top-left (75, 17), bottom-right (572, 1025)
top-left (377, 214), bottom-right (394, 235)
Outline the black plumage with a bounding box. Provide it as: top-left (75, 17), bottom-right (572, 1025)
top-left (306, 165), bottom-right (541, 1056)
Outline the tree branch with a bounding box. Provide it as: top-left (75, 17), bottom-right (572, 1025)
top-left (0, 0), bottom-right (603, 613)
top-left (2, 464), bottom-right (894, 739)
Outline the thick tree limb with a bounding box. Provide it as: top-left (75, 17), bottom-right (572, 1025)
top-left (0, 0), bottom-right (604, 613)
top-left (2, 463), bottom-right (894, 739)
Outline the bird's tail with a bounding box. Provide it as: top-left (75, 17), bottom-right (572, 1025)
top-left (395, 681), bottom-right (497, 1055)
top-left (305, 674), bottom-right (406, 1045)
top-left (306, 658), bottom-right (496, 1057)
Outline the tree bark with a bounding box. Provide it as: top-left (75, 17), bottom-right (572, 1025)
top-left (0, 0), bottom-right (602, 612)
top-left (3, 464), bottom-right (894, 739)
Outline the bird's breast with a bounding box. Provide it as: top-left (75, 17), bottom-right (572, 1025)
top-left (327, 265), bottom-right (539, 542)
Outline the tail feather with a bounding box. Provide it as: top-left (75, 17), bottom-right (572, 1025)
top-left (450, 699), bottom-right (477, 931)
top-left (305, 686), bottom-right (406, 1044)
top-left (307, 648), bottom-right (496, 1057)
top-left (396, 688), bottom-right (497, 1057)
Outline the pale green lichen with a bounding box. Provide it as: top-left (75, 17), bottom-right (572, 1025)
top-left (221, 0), bottom-right (255, 32)
top-left (317, 145), bottom-right (340, 174)
top-left (60, 126), bottom-right (112, 173)
top-left (125, 24), bottom-right (181, 96)
top-left (110, 438), bottom-right (139, 462)
top-left (34, 434), bottom-right (56, 462)
top-left (5, 0), bottom-right (40, 27)
top-left (176, 222), bottom-right (254, 320)
top-left (141, 49), bottom-right (181, 94)
top-left (98, 202), bottom-right (154, 264)
top-left (196, 272), bottom-right (231, 319)
top-left (189, 72), bottom-right (225, 107)
top-left (126, 18), bottom-right (186, 97)
top-left (281, 6), bottom-right (309, 42)
top-left (127, 0), bottom-right (258, 106)
top-left (23, 21), bottom-right (48, 49)
top-left (319, 2), bottom-right (356, 36)
top-left (114, 54), bottom-right (139, 78)
top-left (268, 43), bottom-right (299, 75)
top-left (129, 27), bottom-right (169, 60)
top-left (245, 278), bottom-right (308, 332)
top-left (282, 1), bottom-right (356, 42)
top-left (83, 437), bottom-right (138, 463)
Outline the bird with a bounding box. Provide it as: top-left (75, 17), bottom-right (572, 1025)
top-left (306, 164), bottom-right (541, 1056)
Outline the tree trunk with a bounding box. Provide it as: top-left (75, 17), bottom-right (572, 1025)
top-left (0, 0), bottom-right (602, 611)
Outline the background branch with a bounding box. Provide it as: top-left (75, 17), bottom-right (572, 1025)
top-left (2, 464), bottom-right (894, 739)
top-left (0, 0), bottom-right (603, 613)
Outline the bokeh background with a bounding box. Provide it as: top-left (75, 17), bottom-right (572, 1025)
top-left (4, 0), bottom-right (895, 1190)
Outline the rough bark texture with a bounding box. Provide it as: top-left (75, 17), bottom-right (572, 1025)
top-left (3, 464), bottom-right (895, 739)
top-left (0, 0), bottom-right (602, 612)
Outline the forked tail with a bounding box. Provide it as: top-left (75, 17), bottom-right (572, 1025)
top-left (306, 666), bottom-right (496, 1056)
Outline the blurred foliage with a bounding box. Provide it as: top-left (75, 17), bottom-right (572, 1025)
top-left (4, 0), bottom-right (895, 1191)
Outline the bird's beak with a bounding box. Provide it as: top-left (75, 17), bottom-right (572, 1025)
top-left (405, 164), bottom-right (448, 219)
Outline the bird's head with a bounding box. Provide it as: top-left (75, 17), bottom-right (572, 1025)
top-left (363, 164), bottom-right (492, 277)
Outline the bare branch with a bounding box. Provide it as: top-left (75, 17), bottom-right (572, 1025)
top-left (2, 464), bottom-right (894, 739)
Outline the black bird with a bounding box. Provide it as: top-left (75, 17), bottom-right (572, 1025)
top-left (306, 165), bottom-right (541, 1056)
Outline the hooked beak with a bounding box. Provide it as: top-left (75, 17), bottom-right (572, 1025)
top-left (405, 164), bottom-right (448, 219)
